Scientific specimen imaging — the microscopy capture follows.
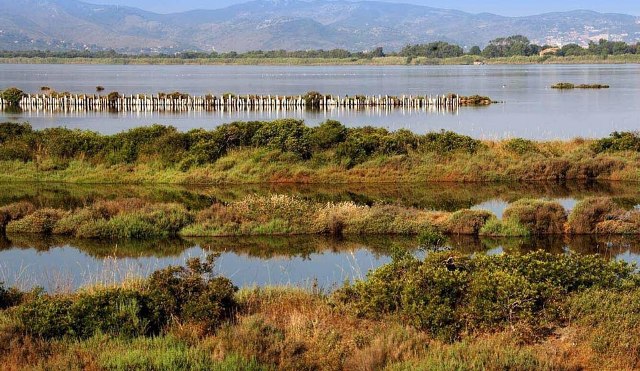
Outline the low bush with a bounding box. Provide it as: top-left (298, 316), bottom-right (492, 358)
top-left (0, 282), bottom-right (23, 309)
top-left (0, 201), bottom-right (35, 231)
top-left (567, 197), bottom-right (623, 234)
top-left (502, 199), bottom-right (567, 234)
top-left (479, 217), bottom-right (530, 237)
top-left (19, 289), bottom-right (151, 339)
top-left (17, 255), bottom-right (238, 339)
top-left (146, 254), bottom-right (238, 333)
top-left (444, 209), bottom-right (493, 235)
top-left (593, 131), bottom-right (640, 153)
top-left (503, 138), bottom-right (538, 155)
top-left (335, 251), bottom-right (635, 342)
top-left (6, 208), bottom-right (67, 234)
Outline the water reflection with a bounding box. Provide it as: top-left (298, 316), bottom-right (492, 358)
top-left (2, 234), bottom-right (640, 292)
top-left (1, 180), bottom-right (639, 212)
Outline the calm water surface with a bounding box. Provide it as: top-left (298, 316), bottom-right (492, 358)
top-left (1, 234), bottom-right (639, 292)
top-left (1, 64), bottom-right (639, 139)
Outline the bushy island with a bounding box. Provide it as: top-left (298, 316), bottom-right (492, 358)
top-left (0, 120), bottom-right (639, 183)
top-left (1, 195), bottom-right (639, 239)
top-left (1, 251), bottom-right (640, 370)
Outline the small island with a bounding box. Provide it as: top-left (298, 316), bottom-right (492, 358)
top-left (551, 82), bottom-right (610, 89)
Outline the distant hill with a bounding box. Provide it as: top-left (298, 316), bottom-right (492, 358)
top-left (1, 0), bottom-right (639, 52)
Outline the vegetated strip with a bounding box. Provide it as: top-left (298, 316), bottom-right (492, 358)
top-left (0, 121), bottom-right (638, 184)
top-left (1, 250), bottom-right (640, 369)
top-left (1, 195), bottom-right (639, 239)
top-left (551, 82), bottom-right (610, 89)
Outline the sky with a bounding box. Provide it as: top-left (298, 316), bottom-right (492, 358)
top-left (87, 0), bottom-right (640, 16)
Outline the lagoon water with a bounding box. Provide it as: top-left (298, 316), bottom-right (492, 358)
top-left (1, 64), bottom-right (639, 139)
top-left (2, 62), bottom-right (640, 290)
top-left (1, 180), bottom-right (640, 291)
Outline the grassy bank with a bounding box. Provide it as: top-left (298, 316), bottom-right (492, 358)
top-left (0, 121), bottom-right (639, 184)
top-left (2, 195), bottom-right (640, 239)
top-left (1, 251), bottom-right (640, 370)
top-left (1, 54), bottom-right (640, 65)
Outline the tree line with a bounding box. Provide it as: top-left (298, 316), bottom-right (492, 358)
top-left (0, 36), bottom-right (638, 59)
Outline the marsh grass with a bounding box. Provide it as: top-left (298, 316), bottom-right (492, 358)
top-left (1, 122), bottom-right (639, 184)
top-left (2, 252), bottom-right (640, 369)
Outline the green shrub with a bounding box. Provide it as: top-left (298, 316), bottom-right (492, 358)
top-left (335, 251), bottom-right (635, 342)
top-left (422, 130), bottom-right (481, 154)
top-left (593, 131), bottom-right (640, 153)
top-left (18, 255), bottom-right (237, 339)
top-left (0, 87), bottom-right (25, 106)
top-left (252, 119), bottom-right (311, 159)
top-left (479, 217), bottom-right (530, 237)
top-left (146, 255), bottom-right (238, 333)
top-left (52, 208), bottom-right (102, 235)
top-left (0, 282), bottom-right (23, 309)
top-left (503, 138), bottom-right (538, 155)
top-left (19, 289), bottom-right (152, 339)
top-left (6, 208), bottom-right (67, 234)
top-left (309, 120), bottom-right (347, 150)
top-left (417, 227), bottom-right (447, 247)
top-left (75, 214), bottom-right (161, 239)
top-left (69, 289), bottom-right (153, 338)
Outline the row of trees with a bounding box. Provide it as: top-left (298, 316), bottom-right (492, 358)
top-left (1, 36), bottom-right (639, 60)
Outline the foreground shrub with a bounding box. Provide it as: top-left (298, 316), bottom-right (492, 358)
top-left (19, 289), bottom-right (151, 339)
top-left (567, 288), bottom-right (640, 369)
top-left (6, 208), bottom-right (67, 234)
top-left (502, 199), bottom-right (567, 235)
top-left (17, 255), bottom-right (237, 339)
top-left (0, 282), bottom-right (22, 309)
top-left (335, 251), bottom-right (635, 342)
top-left (146, 254), bottom-right (238, 333)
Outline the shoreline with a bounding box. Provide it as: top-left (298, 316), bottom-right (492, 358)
top-left (1, 54), bottom-right (640, 66)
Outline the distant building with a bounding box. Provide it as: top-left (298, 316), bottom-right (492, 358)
top-left (540, 47), bottom-right (560, 56)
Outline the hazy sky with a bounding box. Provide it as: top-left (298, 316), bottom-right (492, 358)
top-left (88, 0), bottom-right (640, 16)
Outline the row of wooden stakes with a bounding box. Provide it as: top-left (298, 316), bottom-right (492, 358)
top-left (1, 93), bottom-right (463, 112)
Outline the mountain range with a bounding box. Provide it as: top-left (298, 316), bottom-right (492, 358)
top-left (1, 0), bottom-right (640, 52)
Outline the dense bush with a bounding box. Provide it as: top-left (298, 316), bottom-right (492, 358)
top-left (18, 255), bottom-right (238, 339)
top-left (0, 201), bottom-right (35, 231)
top-left (502, 199), bottom-right (567, 235)
top-left (5, 208), bottom-right (67, 234)
top-left (146, 254), bottom-right (238, 333)
top-left (444, 210), bottom-right (493, 235)
top-left (0, 121), bottom-right (481, 170)
top-left (566, 197), bottom-right (623, 234)
top-left (0, 87), bottom-right (25, 106)
top-left (0, 282), bottom-right (23, 309)
top-left (593, 131), bottom-right (640, 153)
top-left (335, 251), bottom-right (636, 342)
top-left (503, 138), bottom-right (538, 155)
